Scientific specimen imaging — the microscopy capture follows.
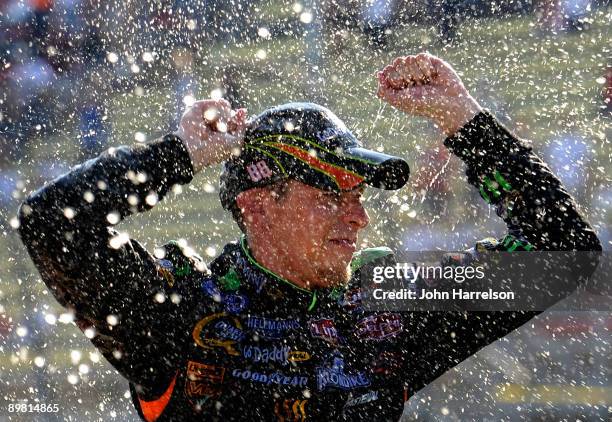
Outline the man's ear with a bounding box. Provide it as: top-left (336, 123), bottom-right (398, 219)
top-left (236, 188), bottom-right (271, 229)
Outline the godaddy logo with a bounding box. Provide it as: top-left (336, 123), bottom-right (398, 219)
top-left (243, 345), bottom-right (290, 363)
top-left (243, 345), bottom-right (311, 364)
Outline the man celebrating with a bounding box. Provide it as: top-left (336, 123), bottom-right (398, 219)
top-left (19, 53), bottom-right (600, 421)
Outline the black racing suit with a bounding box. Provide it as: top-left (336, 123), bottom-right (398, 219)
top-left (18, 112), bottom-right (601, 421)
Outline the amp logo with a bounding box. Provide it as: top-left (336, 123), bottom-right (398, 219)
top-left (246, 160), bottom-right (273, 182)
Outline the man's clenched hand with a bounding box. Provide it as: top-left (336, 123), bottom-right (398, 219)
top-left (376, 53), bottom-right (482, 137)
top-left (175, 99), bottom-right (247, 173)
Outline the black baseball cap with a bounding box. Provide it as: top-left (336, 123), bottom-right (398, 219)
top-left (219, 102), bottom-right (410, 210)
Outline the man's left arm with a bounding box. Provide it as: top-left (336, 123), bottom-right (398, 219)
top-left (398, 111), bottom-right (602, 396)
top-left (377, 53), bottom-right (600, 252)
top-left (444, 111), bottom-right (600, 252)
top-left (377, 53), bottom-right (602, 397)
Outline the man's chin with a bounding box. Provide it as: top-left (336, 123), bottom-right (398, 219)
top-left (314, 263), bottom-right (352, 288)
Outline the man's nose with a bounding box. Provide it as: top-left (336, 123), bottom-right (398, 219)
top-left (341, 199), bottom-right (370, 229)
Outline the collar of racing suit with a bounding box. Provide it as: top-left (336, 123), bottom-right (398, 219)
top-left (210, 236), bottom-right (329, 312)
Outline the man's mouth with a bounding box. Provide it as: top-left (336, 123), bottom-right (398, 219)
top-left (328, 238), bottom-right (357, 250)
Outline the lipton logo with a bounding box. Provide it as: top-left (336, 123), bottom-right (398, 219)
top-left (309, 318), bottom-right (341, 345)
top-left (354, 313), bottom-right (402, 341)
top-left (192, 312), bottom-right (244, 356)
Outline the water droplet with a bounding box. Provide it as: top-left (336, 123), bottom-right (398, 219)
top-left (106, 212), bottom-right (120, 225)
top-left (106, 315), bottom-right (119, 326)
top-left (145, 192), bottom-right (158, 206)
top-left (106, 52), bottom-right (119, 64)
top-left (204, 107), bottom-right (219, 121)
top-left (183, 95), bottom-right (196, 107)
top-left (142, 52), bottom-right (154, 63)
top-left (84, 328), bottom-right (96, 339)
top-left (83, 191), bottom-right (95, 203)
top-left (300, 11), bottom-right (313, 24)
top-left (59, 312), bottom-right (74, 324)
top-left (257, 28), bottom-right (271, 39)
top-left (89, 352), bottom-right (101, 363)
top-left (63, 207), bottom-right (75, 219)
top-left (109, 232), bottom-right (129, 249)
top-left (70, 350), bottom-right (82, 364)
top-left (134, 132), bottom-right (146, 143)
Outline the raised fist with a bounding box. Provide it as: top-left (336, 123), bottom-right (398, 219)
top-left (175, 99), bottom-right (247, 173)
top-left (376, 53), bottom-right (482, 137)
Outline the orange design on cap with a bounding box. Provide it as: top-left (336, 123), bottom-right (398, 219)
top-left (272, 143), bottom-right (364, 190)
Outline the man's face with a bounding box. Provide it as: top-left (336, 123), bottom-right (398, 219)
top-left (259, 180), bottom-right (370, 289)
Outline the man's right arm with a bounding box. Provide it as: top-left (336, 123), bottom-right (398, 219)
top-left (18, 99), bottom-right (246, 395)
top-left (18, 134), bottom-right (197, 392)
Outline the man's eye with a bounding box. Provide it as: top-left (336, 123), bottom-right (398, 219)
top-left (320, 191), bottom-right (338, 198)
top-left (318, 192), bottom-right (341, 204)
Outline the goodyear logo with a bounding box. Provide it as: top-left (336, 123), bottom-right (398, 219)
top-left (232, 369), bottom-right (308, 387)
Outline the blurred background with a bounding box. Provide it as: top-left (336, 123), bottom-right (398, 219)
top-left (0, 0), bottom-right (610, 420)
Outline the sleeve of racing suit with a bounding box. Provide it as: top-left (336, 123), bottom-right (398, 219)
top-left (443, 110), bottom-right (600, 252)
top-left (18, 135), bottom-right (197, 396)
top-left (400, 111), bottom-right (602, 397)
